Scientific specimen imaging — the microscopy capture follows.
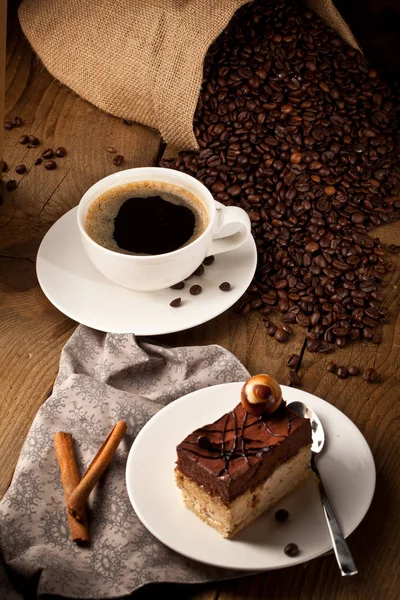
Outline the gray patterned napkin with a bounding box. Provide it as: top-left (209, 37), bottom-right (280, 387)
top-left (0, 326), bottom-right (249, 599)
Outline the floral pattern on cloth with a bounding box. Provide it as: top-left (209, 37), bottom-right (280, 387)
top-left (0, 326), bottom-right (250, 599)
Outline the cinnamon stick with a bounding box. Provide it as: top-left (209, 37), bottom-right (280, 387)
top-left (54, 432), bottom-right (89, 544)
top-left (68, 421), bottom-right (127, 522)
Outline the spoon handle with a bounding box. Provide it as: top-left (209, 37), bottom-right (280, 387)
top-left (312, 457), bottom-right (358, 576)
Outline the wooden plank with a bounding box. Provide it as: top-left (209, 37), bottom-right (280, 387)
top-left (0, 21), bottom-right (162, 498)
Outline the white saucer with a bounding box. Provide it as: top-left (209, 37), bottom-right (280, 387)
top-left (126, 383), bottom-right (375, 571)
top-left (36, 208), bottom-right (257, 335)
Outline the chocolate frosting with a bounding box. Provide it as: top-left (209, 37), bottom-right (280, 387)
top-left (176, 401), bottom-right (312, 504)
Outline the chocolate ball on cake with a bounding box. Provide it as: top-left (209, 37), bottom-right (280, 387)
top-left (240, 374), bottom-right (282, 417)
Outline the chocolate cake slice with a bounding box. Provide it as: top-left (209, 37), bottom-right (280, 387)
top-left (175, 376), bottom-right (312, 538)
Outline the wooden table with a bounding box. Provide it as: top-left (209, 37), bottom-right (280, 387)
top-left (1, 15), bottom-right (400, 600)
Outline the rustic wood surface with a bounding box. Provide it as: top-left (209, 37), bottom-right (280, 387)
top-left (1, 15), bottom-right (400, 600)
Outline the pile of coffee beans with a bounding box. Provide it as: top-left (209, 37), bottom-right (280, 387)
top-left (160, 0), bottom-right (400, 350)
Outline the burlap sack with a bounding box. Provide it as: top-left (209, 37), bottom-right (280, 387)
top-left (18, 0), bottom-right (360, 151)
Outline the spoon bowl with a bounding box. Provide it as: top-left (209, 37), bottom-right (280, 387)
top-left (287, 400), bottom-right (325, 454)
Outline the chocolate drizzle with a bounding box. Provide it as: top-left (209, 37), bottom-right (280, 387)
top-left (177, 402), bottom-right (293, 478)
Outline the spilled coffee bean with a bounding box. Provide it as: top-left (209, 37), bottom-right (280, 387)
top-left (170, 298), bottom-right (182, 308)
top-left (113, 155), bottom-right (124, 166)
top-left (6, 179), bottom-right (17, 191)
top-left (190, 284), bottom-right (202, 295)
top-left (55, 147), bottom-right (67, 158)
top-left (203, 255), bottom-right (215, 266)
top-left (219, 282), bottom-right (231, 291)
top-left (287, 353), bottom-right (300, 369)
top-left (348, 366), bottom-right (360, 376)
top-left (284, 543), bottom-right (299, 557)
top-left (364, 368), bottom-right (379, 383)
top-left (275, 509), bottom-right (289, 523)
top-left (41, 148), bottom-right (54, 159)
top-left (194, 264), bottom-right (204, 276)
top-left (171, 281), bottom-right (185, 290)
top-left (337, 366), bottom-right (349, 379)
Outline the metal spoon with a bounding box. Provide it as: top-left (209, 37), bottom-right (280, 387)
top-left (287, 400), bottom-right (358, 577)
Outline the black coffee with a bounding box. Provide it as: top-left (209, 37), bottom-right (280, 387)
top-left (114, 195), bottom-right (196, 254)
top-left (85, 181), bottom-right (208, 255)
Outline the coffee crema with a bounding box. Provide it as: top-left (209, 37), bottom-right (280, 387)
top-left (84, 181), bottom-right (209, 255)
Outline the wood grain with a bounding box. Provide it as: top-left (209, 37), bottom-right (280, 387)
top-left (1, 13), bottom-right (400, 600)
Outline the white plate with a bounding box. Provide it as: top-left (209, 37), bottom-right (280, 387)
top-left (36, 207), bottom-right (257, 335)
top-left (126, 383), bottom-right (375, 571)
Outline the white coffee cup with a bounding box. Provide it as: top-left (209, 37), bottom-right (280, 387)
top-left (77, 167), bottom-right (251, 291)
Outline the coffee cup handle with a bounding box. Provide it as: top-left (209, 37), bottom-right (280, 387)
top-left (209, 205), bottom-right (251, 255)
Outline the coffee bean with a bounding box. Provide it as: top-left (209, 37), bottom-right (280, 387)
top-left (267, 324), bottom-right (277, 337)
top-left (290, 152), bottom-right (302, 164)
top-left (327, 362), bottom-right (337, 373)
top-left (275, 328), bottom-right (289, 343)
top-left (194, 264), bottom-right (205, 276)
top-left (6, 179), bottom-right (17, 191)
top-left (1, 160), bottom-right (7, 173)
top-left (238, 302), bottom-right (251, 316)
top-left (281, 324), bottom-right (293, 334)
top-left (317, 342), bottom-right (332, 353)
top-left (15, 164), bottom-right (27, 174)
top-left (12, 116), bottom-right (22, 127)
top-left (287, 353), bottom-right (300, 369)
top-left (296, 314), bottom-right (310, 327)
top-left (34, 158), bottom-right (42, 166)
top-left (55, 146), bottom-right (67, 158)
top-left (284, 543), bottom-right (299, 557)
top-left (44, 160), bottom-right (57, 171)
top-left (364, 368), bottom-right (379, 383)
top-left (275, 509), bottom-right (289, 522)
top-left (190, 285), bottom-right (202, 295)
top-left (41, 148), bottom-right (54, 159)
top-left (203, 255), bottom-right (215, 266)
top-left (306, 339), bottom-right (320, 353)
top-left (348, 366), bottom-right (360, 376)
top-left (170, 298), bottom-right (182, 307)
top-left (113, 155), bottom-right (124, 166)
top-left (372, 332), bottom-right (382, 344)
top-left (3, 121), bottom-right (13, 130)
top-left (19, 135), bottom-right (29, 145)
top-left (337, 366), bottom-right (348, 379)
top-left (288, 369), bottom-right (301, 386)
top-left (171, 282), bottom-right (185, 290)
top-left (219, 282), bottom-right (231, 291)
top-left (28, 135), bottom-right (39, 146)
